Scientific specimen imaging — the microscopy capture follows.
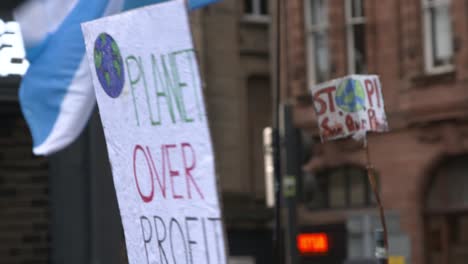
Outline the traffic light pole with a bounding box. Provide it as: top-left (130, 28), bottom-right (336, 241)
top-left (283, 104), bottom-right (299, 264)
top-left (272, 127), bottom-right (283, 264)
top-left (273, 0), bottom-right (283, 263)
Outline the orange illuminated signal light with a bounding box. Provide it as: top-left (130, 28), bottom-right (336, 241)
top-left (297, 233), bottom-right (329, 254)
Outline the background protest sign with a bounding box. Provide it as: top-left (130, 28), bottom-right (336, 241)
top-left (310, 75), bottom-right (389, 141)
top-left (82, 1), bottom-right (226, 263)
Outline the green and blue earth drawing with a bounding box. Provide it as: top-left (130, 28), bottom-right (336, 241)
top-left (94, 33), bottom-right (125, 98)
top-left (335, 78), bottom-right (366, 112)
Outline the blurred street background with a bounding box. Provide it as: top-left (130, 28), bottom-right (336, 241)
top-left (1, 0), bottom-right (468, 264)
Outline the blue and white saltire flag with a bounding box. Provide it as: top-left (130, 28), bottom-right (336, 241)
top-left (14, 0), bottom-right (220, 156)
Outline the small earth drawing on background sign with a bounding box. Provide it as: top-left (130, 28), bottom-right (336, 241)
top-left (94, 33), bottom-right (125, 98)
top-left (335, 78), bottom-right (366, 112)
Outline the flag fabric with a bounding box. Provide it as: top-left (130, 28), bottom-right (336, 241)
top-left (14, 0), bottom-right (221, 156)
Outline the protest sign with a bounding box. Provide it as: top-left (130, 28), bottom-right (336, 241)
top-left (310, 75), bottom-right (388, 141)
top-left (311, 74), bottom-right (390, 253)
top-left (82, 1), bottom-right (226, 263)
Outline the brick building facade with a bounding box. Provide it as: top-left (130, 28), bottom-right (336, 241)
top-left (0, 102), bottom-right (49, 264)
top-left (281, 0), bottom-right (468, 264)
top-left (0, 3), bottom-right (50, 263)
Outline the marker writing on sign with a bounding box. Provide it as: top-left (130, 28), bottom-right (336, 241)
top-left (312, 76), bottom-right (386, 137)
top-left (133, 142), bottom-right (205, 203)
top-left (125, 49), bottom-right (204, 127)
top-left (140, 215), bottom-right (223, 264)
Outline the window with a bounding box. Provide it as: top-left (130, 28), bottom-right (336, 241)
top-left (422, 0), bottom-right (454, 73)
top-left (304, 0), bottom-right (330, 84)
top-left (243, 0), bottom-right (268, 22)
top-left (345, 0), bottom-right (367, 74)
top-left (329, 169), bottom-right (347, 207)
top-left (303, 165), bottom-right (377, 210)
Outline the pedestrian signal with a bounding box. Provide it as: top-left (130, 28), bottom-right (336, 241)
top-left (297, 233), bottom-right (329, 255)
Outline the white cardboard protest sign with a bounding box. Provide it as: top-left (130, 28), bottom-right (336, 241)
top-left (82, 1), bottom-right (226, 263)
top-left (310, 74), bottom-right (389, 141)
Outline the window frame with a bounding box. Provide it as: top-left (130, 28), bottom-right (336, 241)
top-left (421, 0), bottom-right (454, 74)
top-left (345, 0), bottom-right (367, 74)
top-left (304, 0), bottom-right (330, 85)
top-left (304, 165), bottom-right (377, 211)
top-left (243, 0), bottom-right (269, 23)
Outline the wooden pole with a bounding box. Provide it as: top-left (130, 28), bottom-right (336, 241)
top-left (365, 140), bottom-right (389, 263)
